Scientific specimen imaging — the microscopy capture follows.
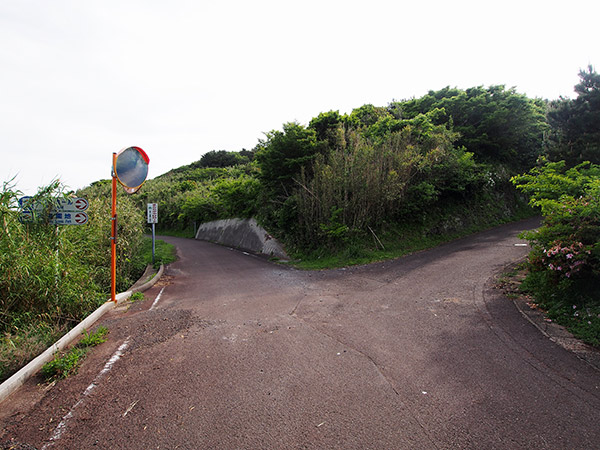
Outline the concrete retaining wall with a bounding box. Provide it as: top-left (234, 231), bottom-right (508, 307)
top-left (195, 218), bottom-right (288, 260)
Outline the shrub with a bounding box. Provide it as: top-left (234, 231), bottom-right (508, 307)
top-left (512, 160), bottom-right (600, 346)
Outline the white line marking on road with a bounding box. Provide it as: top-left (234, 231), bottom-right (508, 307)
top-left (42, 337), bottom-right (131, 449)
top-left (150, 286), bottom-right (166, 310)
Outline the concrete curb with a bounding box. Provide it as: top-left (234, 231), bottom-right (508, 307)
top-left (497, 260), bottom-right (600, 372)
top-left (512, 293), bottom-right (600, 371)
top-left (0, 264), bottom-right (165, 405)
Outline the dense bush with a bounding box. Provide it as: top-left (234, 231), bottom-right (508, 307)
top-left (1, 181), bottom-right (101, 329)
top-left (512, 160), bottom-right (600, 345)
top-left (512, 160), bottom-right (600, 283)
top-left (396, 85), bottom-right (548, 171)
top-left (1, 180), bottom-right (146, 332)
top-left (1, 179), bottom-right (147, 381)
top-left (134, 164), bottom-right (261, 232)
top-left (292, 119), bottom-right (485, 248)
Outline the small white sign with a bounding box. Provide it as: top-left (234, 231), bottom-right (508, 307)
top-left (147, 203), bottom-right (158, 224)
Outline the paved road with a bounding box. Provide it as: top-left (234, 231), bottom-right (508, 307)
top-left (2, 218), bottom-right (600, 449)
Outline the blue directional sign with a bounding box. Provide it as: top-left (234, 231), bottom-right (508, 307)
top-left (18, 197), bottom-right (89, 225)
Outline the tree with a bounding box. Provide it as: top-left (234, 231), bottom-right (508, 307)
top-left (308, 110), bottom-right (346, 151)
top-left (197, 150), bottom-right (247, 168)
top-left (255, 122), bottom-right (319, 197)
top-left (394, 86), bottom-right (548, 171)
top-left (546, 65), bottom-right (600, 166)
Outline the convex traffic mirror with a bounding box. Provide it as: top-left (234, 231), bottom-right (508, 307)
top-left (114, 146), bottom-right (150, 194)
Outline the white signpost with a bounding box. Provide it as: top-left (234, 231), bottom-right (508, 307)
top-left (147, 203), bottom-right (158, 224)
top-left (147, 203), bottom-right (158, 264)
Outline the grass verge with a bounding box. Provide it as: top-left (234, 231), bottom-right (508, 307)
top-left (40, 326), bottom-right (108, 381)
top-left (139, 236), bottom-right (178, 269)
top-left (291, 212), bottom-right (534, 270)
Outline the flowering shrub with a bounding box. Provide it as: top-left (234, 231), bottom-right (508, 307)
top-left (511, 160), bottom-right (600, 346)
top-left (512, 160), bottom-right (600, 285)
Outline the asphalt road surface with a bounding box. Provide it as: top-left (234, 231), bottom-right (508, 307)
top-left (2, 217), bottom-right (599, 449)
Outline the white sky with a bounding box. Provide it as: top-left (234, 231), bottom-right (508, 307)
top-left (1, 0), bottom-right (598, 195)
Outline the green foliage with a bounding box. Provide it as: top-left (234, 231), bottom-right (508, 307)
top-left (1, 181), bottom-right (103, 329)
top-left (396, 85), bottom-right (548, 171)
top-left (1, 178), bottom-right (146, 382)
top-left (512, 160), bottom-right (600, 346)
top-left (41, 326), bottom-right (109, 381)
top-left (130, 292), bottom-right (145, 302)
top-left (1, 318), bottom-right (65, 383)
top-left (79, 326), bottom-right (108, 347)
top-left (131, 164), bottom-right (260, 231)
top-left (41, 347), bottom-right (87, 380)
top-left (140, 237), bottom-right (177, 269)
top-left (546, 65), bottom-right (600, 166)
top-left (255, 122), bottom-right (319, 197)
top-left (308, 110), bottom-right (345, 150)
top-left (75, 183), bottom-right (146, 293)
top-left (196, 149), bottom-right (252, 168)
top-left (512, 160), bottom-right (600, 283)
top-left (292, 116), bottom-right (490, 249)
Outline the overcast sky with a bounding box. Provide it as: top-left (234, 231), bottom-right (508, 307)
top-left (1, 0), bottom-right (598, 195)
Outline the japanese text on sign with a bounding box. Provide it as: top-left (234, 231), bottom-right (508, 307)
top-left (147, 203), bottom-right (158, 224)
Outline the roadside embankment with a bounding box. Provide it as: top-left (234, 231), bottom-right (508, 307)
top-left (195, 218), bottom-right (288, 260)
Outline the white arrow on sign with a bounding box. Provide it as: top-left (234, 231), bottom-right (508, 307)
top-left (48, 212), bottom-right (89, 226)
top-left (18, 197), bottom-right (89, 212)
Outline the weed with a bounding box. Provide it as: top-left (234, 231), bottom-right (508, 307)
top-left (0, 320), bottom-right (66, 383)
top-left (130, 292), bottom-right (145, 302)
top-left (40, 326), bottom-right (109, 381)
top-left (41, 347), bottom-right (87, 380)
top-left (78, 326), bottom-right (108, 347)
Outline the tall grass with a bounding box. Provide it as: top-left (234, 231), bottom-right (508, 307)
top-left (293, 126), bottom-right (487, 249)
top-left (0, 179), bottom-right (146, 382)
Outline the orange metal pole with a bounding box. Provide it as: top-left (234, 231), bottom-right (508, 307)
top-left (111, 152), bottom-right (117, 303)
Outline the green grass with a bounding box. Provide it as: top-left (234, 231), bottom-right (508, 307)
top-left (290, 215), bottom-right (531, 270)
top-left (0, 318), bottom-right (67, 383)
top-left (139, 236), bottom-right (178, 269)
top-left (79, 326), bottom-right (108, 347)
top-left (41, 347), bottom-right (87, 380)
top-left (130, 292), bottom-right (145, 302)
top-left (40, 326), bottom-right (109, 381)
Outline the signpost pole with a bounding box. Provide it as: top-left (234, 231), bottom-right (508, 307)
top-left (111, 152), bottom-right (118, 303)
top-left (152, 222), bottom-right (156, 266)
top-left (147, 203), bottom-right (158, 265)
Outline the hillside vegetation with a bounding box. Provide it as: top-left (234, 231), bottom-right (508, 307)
top-left (139, 84), bottom-right (546, 260)
top-left (2, 67), bottom-right (599, 382)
